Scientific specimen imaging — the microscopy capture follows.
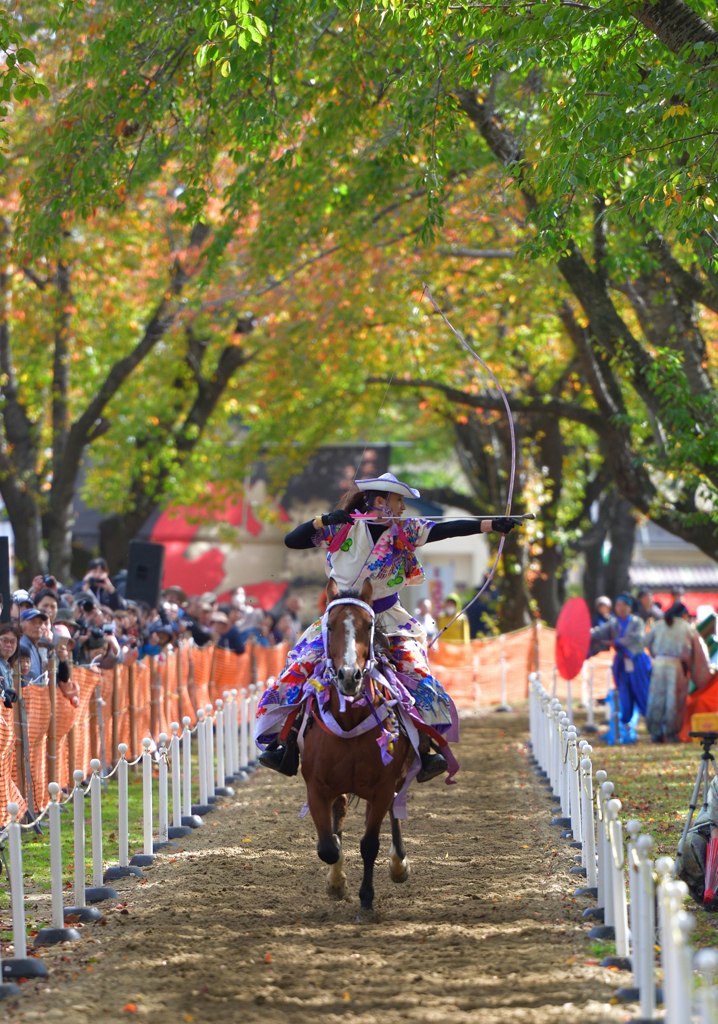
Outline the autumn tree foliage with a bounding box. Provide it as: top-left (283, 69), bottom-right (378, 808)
top-left (0, 0), bottom-right (715, 625)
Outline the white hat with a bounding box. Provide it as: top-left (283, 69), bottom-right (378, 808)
top-left (355, 472), bottom-right (420, 500)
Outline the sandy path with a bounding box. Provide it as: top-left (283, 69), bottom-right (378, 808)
top-left (6, 711), bottom-right (631, 1024)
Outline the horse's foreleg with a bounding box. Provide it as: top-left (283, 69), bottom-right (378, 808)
top-left (332, 794), bottom-right (348, 844)
top-left (388, 807), bottom-right (410, 883)
top-left (326, 795), bottom-right (348, 899)
top-left (308, 790), bottom-right (345, 898)
top-left (358, 800), bottom-right (387, 921)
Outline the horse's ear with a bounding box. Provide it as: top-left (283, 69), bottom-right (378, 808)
top-left (360, 578), bottom-right (373, 606)
top-left (326, 579), bottom-right (338, 604)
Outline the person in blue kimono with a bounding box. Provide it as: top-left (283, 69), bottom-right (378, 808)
top-left (590, 593), bottom-right (651, 727)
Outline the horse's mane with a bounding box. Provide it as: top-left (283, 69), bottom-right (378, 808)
top-left (334, 588), bottom-right (389, 657)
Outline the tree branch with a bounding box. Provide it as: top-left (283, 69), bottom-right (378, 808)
top-left (366, 374), bottom-right (606, 433)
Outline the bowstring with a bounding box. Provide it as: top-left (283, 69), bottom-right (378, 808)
top-left (421, 285), bottom-right (517, 648)
top-left (354, 330), bottom-right (410, 482)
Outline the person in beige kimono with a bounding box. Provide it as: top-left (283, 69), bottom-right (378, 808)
top-left (645, 601), bottom-right (713, 742)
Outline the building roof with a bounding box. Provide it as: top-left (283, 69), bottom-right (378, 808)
top-left (629, 564), bottom-right (718, 590)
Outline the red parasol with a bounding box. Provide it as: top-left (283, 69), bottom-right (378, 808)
top-left (555, 597), bottom-right (592, 681)
top-left (704, 836), bottom-right (718, 904)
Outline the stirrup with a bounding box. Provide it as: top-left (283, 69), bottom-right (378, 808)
top-left (416, 750), bottom-right (448, 783)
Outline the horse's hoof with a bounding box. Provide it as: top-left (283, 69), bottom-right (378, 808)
top-left (326, 875), bottom-right (347, 900)
top-left (389, 843), bottom-right (411, 883)
top-left (356, 907), bottom-right (378, 924)
top-left (389, 859), bottom-right (410, 883)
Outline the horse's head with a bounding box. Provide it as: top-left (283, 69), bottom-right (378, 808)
top-left (325, 578), bottom-right (374, 698)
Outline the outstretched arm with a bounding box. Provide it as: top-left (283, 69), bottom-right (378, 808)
top-left (425, 517), bottom-right (521, 543)
top-left (284, 511), bottom-right (353, 549)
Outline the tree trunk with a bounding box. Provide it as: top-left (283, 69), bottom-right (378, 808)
top-left (604, 498), bottom-right (637, 599)
top-left (3, 487), bottom-right (45, 586)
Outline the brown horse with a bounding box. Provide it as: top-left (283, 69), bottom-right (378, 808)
top-left (301, 577), bottom-right (414, 920)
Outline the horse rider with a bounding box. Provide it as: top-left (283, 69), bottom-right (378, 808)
top-left (256, 472), bottom-right (520, 782)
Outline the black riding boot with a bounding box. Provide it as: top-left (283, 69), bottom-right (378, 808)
top-left (258, 733), bottom-right (300, 777)
top-left (416, 732), bottom-right (448, 783)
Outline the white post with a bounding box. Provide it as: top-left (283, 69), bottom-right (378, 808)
top-left (625, 820), bottom-right (642, 995)
top-left (118, 744), bottom-right (129, 868)
top-left (182, 715), bottom-right (192, 817)
top-left (566, 678), bottom-right (573, 725)
top-left (170, 723), bottom-right (182, 828)
top-left (230, 688), bottom-right (240, 776)
top-left (223, 691), bottom-right (233, 779)
top-left (601, 781), bottom-right (615, 930)
top-left (695, 947), bottom-right (718, 1024)
top-left (567, 728), bottom-right (582, 843)
top-left (216, 699), bottom-right (225, 789)
top-left (636, 834), bottom-right (656, 1021)
top-left (581, 755), bottom-right (597, 888)
top-left (7, 802), bottom-right (27, 958)
top-left (240, 687), bottom-right (249, 769)
top-left (158, 732), bottom-right (169, 845)
top-left (559, 714), bottom-right (570, 818)
top-left (204, 703), bottom-right (216, 799)
top-left (48, 783), bottom-right (64, 929)
top-left (89, 758), bottom-right (103, 887)
top-left (586, 666), bottom-right (595, 729)
top-left (551, 665), bottom-right (557, 698)
top-left (607, 799), bottom-right (629, 958)
top-left (72, 768), bottom-right (86, 908)
top-left (197, 708), bottom-right (208, 806)
top-left (141, 737), bottom-right (153, 856)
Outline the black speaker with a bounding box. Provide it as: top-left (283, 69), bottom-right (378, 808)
top-left (126, 541), bottom-right (165, 609)
top-left (0, 537), bottom-right (9, 622)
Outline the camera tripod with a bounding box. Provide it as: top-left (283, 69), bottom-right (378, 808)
top-left (674, 731), bottom-right (718, 877)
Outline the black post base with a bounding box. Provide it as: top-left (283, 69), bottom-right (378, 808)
top-left (582, 905), bottom-right (604, 920)
top-left (182, 814), bottom-right (204, 828)
top-left (85, 885), bottom-right (119, 903)
top-left (560, 829), bottom-right (573, 840)
top-left (588, 924), bottom-right (615, 940)
top-left (614, 986), bottom-right (640, 1003)
top-left (575, 886), bottom-right (598, 898)
top-left (582, 724), bottom-right (599, 733)
top-left (168, 825), bottom-right (193, 839)
top-left (495, 704), bottom-right (513, 713)
top-left (215, 786), bottom-right (235, 797)
top-left (2, 958), bottom-right (48, 980)
top-left (129, 853), bottom-right (156, 867)
top-left (551, 816), bottom-right (572, 828)
top-left (569, 841), bottom-right (582, 849)
top-left (207, 795), bottom-right (218, 804)
top-left (534, 768), bottom-right (547, 778)
top-left (0, 983), bottom-right (20, 1000)
top-left (152, 840), bottom-right (179, 852)
top-left (104, 864), bottom-right (143, 881)
top-left (601, 955), bottom-right (632, 971)
top-left (35, 926), bottom-right (81, 946)
top-left (64, 905), bottom-right (103, 923)
top-left (191, 804), bottom-right (213, 816)
top-left (569, 866), bottom-right (588, 876)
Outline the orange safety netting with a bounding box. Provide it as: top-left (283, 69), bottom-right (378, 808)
top-left (428, 625), bottom-right (615, 710)
top-left (0, 641), bottom-right (260, 828)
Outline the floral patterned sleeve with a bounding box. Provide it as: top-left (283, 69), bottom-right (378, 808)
top-left (402, 518), bottom-right (435, 548)
top-left (312, 524), bottom-right (339, 549)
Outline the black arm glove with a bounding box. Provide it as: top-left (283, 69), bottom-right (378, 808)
top-left (491, 517), bottom-right (523, 534)
top-left (321, 511), bottom-right (354, 526)
top-left (2, 687), bottom-right (17, 708)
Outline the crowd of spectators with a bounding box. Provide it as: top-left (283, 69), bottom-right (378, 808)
top-left (0, 562), bottom-right (303, 714)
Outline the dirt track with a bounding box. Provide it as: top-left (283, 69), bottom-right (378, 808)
top-left (7, 712), bottom-right (631, 1024)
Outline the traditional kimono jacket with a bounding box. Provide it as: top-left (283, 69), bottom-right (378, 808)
top-left (645, 618), bottom-right (710, 742)
top-left (590, 613), bottom-right (651, 723)
top-left (255, 517), bottom-right (458, 748)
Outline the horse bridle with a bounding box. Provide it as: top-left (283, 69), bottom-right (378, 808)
top-left (321, 597), bottom-right (376, 680)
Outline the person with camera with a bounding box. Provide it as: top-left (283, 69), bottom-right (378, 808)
top-left (19, 607), bottom-right (80, 705)
top-left (72, 557), bottom-right (127, 611)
